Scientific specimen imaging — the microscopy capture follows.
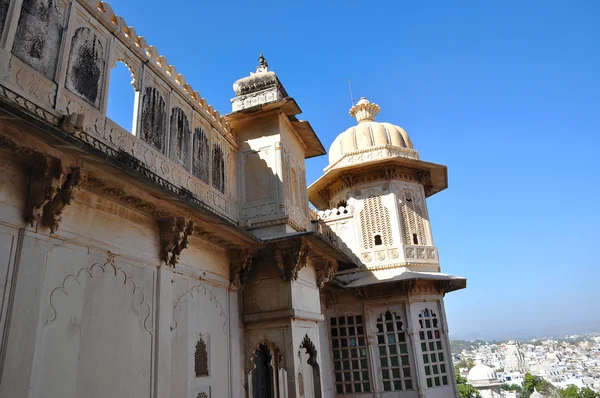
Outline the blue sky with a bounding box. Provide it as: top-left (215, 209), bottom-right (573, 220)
top-left (106, 0), bottom-right (600, 340)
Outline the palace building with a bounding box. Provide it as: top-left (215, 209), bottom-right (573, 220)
top-left (0, 1), bottom-right (466, 397)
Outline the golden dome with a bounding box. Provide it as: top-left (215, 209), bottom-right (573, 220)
top-left (328, 98), bottom-right (415, 167)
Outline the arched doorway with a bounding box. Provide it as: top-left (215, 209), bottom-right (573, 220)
top-left (299, 335), bottom-right (322, 398)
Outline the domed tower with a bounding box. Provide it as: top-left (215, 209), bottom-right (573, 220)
top-left (309, 98), bottom-right (465, 398)
top-left (308, 97), bottom-right (448, 279)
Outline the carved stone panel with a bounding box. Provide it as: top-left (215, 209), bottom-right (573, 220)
top-left (12, 0), bottom-right (66, 80)
top-left (0, 0), bottom-right (10, 42)
top-left (192, 127), bottom-right (209, 183)
top-left (169, 106), bottom-right (191, 170)
top-left (140, 86), bottom-right (167, 152)
top-left (65, 27), bottom-right (106, 109)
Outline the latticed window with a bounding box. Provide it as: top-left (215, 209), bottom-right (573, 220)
top-left (195, 335), bottom-right (209, 377)
top-left (376, 311), bottom-right (413, 391)
top-left (193, 127), bottom-right (209, 183)
top-left (400, 188), bottom-right (429, 246)
top-left (212, 143), bottom-right (225, 193)
top-left (418, 309), bottom-right (448, 388)
top-left (359, 196), bottom-right (393, 249)
top-left (330, 314), bottom-right (370, 394)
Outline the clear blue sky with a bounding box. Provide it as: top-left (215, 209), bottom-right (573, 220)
top-left (106, 0), bottom-right (600, 340)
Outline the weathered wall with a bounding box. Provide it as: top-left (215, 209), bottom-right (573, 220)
top-left (0, 154), bottom-right (244, 398)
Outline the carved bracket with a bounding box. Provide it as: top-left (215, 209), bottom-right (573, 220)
top-left (25, 156), bottom-right (81, 233)
top-left (229, 249), bottom-right (255, 288)
top-left (159, 217), bottom-right (194, 267)
top-left (316, 259), bottom-right (338, 289)
top-left (418, 171), bottom-right (433, 196)
top-left (272, 242), bottom-right (311, 281)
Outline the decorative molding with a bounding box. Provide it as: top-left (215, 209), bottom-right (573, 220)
top-left (45, 254), bottom-right (152, 334)
top-left (159, 217), bottom-right (194, 267)
top-left (171, 283), bottom-right (227, 334)
top-left (334, 261), bottom-right (440, 276)
top-left (324, 144), bottom-right (420, 173)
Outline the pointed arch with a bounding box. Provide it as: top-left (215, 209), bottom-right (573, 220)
top-left (376, 310), bottom-right (413, 391)
top-left (249, 340), bottom-right (281, 398)
top-left (418, 308), bottom-right (448, 388)
top-left (299, 335), bottom-right (322, 398)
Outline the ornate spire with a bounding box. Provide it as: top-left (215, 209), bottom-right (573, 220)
top-left (349, 97), bottom-right (380, 123)
top-left (256, 53), bottom-right (269, 73)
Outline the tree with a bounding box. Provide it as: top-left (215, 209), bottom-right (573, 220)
top-left (456, 373), bottom-right (482, 398)
top-left (521, 373), bottom-right (558, 398)
top-left (457, 357), bottom-right (475, 370)
top-left (558, 384), bottom-right (598, 398)
top-left (501, 383), bottom-right (522, 393)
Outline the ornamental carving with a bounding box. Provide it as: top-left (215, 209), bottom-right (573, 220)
top-left (25, 156), bottom-right (81, 233)
top-left (159, 217), bottom-right (194, 267)
top-left (317, 260), bottom-right (338, 289)
top-left (272, 242), bottom-right (311, 281)
top-left (229, 249), bottom-right (255, 288)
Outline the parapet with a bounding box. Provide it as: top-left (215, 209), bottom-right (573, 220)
top-left (0, 0), bottom-right (239, 223)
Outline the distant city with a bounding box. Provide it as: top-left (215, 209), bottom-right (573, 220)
top-left (451, 331), bottom-right (600, 397)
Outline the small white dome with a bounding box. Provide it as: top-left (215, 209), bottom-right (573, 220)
top-left (467, 363), bottom-right (497, 382)
top-left (328, 98), bottom-right (414, 166)
top-left (531, 388), bottom-right (545, 398)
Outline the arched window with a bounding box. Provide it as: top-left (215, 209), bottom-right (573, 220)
top-left (252, 344), bottom-right (275, 398)
top-left (194, 335), bottom-right (209, 377)
top-left (400, 188), bottom-right (429, 246)
top-left (329, 314), bottom-right (370, 394)
top-left (418, 309), bottom-right (448, 388)
top-left (169, 107), bottom-right (191, 169)
top-left (140, 86), bottom-right (166, 152)
top-left (192, 127), bottom-right (209, 183)
top-left (359, 196), bottom-right (392, 249)
top-left (376, 311), bottom-right (413, 391)
top-left (212, 143), bottom-right (225, 193)
top-left (106, 61), bottom-right (137, 133)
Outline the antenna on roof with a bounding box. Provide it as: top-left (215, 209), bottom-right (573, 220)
top-left (348, 80), bottom-right (355, 107)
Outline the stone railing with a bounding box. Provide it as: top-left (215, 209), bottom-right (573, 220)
top-left (317, 205), bottom-right (354, 221)
top-left (0, 0), bottom-right (238, 223)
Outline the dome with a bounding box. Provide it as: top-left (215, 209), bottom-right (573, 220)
top-left (468, 362), bottom-right (498, 384)
top-left (328, 97), bottom-right (415, 166)
top-left (531, 388), bottom-right (545, 398)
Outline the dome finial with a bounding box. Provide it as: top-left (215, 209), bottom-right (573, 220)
top-left (349, 97), bottom-right (380, 123)
top-left (256, 53), bottom-right (269, 73)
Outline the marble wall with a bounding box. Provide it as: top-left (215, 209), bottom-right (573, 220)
top-left (0, 154), bottom-right (243, 398)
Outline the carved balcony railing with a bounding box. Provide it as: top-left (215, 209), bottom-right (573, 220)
top-left (317, 205), bottom-right (354, 221)
top-left (0, 0), bottom-right (239, 223)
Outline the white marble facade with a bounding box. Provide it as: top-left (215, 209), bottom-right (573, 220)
top-left (0, 1), bottom-right (466, 397)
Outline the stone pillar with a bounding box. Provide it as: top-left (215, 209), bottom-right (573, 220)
top-left (438, 298), bottom-right (459, 397)
top-left (154, 266), bottom-right (174, 398)
top-left (406, 298), bottom-right (427, 398)
top-left (274, 141), bottom-right (287, 215)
